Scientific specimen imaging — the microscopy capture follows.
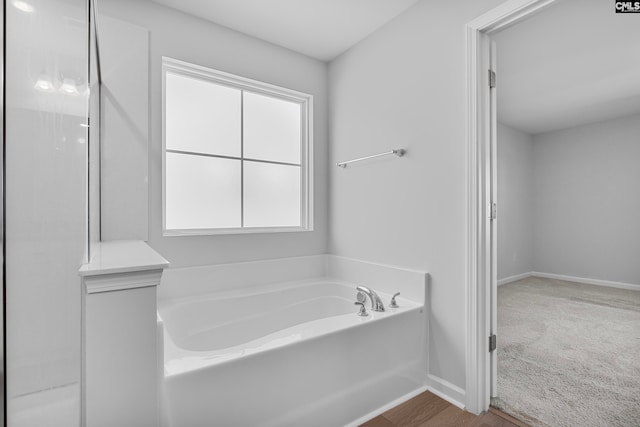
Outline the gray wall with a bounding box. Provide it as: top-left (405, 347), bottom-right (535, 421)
top-left (98, 0), bottom-right (329, 268)
top-left (497, 114), bottom-right (640, 286)
top-left (98, 15), bottom-right (149, 242)
top-left (497, 123), bottom-right (534, 281)
top-left (533, 114), bottom-right (640, 284)
top-left (328, 0), bottom-right (505, 390)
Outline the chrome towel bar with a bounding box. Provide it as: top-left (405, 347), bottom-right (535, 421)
top-left (336, 149), bottom-right (405, 168)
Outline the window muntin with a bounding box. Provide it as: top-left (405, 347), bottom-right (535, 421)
top-left (162, 57), bottom-right (312, 235)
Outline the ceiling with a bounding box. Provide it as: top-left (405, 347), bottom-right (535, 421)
top-left (150, 0), bottom-right (420, 61)
top-left (494, 0), bottom-right (640, 135)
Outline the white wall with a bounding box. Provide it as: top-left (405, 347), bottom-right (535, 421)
top-left (5, 0), bottom-right (88, 422)
top-left (98, 15), bottom-right (150, 242)
top-left (497, 123), bottom-right (534, 281)
top-left (328, 0), bottom-right (505, 392)
top-left (533, 114), bottom-right (640, 285)
top-left (97, 0), bottom-right (328, 268)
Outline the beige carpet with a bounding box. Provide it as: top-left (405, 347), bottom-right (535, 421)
top-left (491, 276), bottom-right (640, 427)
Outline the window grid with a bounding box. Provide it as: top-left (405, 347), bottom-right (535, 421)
top-left (165, 87), bottom-right (302, 229)
top-left (164, 149), bottom-right (302, 168)
top-left (240, 90), bottom-right (244, 228)
top-left (162, 57), bottom-right (312, 235)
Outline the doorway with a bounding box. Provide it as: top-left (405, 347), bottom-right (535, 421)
top-left (465, 0), bottom-right (560, 415)
top-left (467, 0), bottom-right (640, 424)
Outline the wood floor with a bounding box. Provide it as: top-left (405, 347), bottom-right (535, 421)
top-left (359, 391), bottom-right (529, 427)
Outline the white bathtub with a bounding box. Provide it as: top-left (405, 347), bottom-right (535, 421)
top-left (159, 276), bottom-right (427, 426)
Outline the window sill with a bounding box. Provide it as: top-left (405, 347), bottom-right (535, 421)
top-left (163, 225), bottom-right (313, 237)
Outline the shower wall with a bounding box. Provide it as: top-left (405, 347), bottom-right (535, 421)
top-left (5, 0), bottom-right (88, 424)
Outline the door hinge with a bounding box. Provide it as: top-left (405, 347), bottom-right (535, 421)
top-left (489, 202), bottom-right (497, 221)
top-left (489, 334), bottom-right (497, 352)
top-left (488, 69), bottom-right (496, 88)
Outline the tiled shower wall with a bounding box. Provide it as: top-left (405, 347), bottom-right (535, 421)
top-left (5, 0), bottom-right (89, 424)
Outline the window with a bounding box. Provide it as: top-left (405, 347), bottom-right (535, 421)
top-left (162, 57), bottom-right (313, 235)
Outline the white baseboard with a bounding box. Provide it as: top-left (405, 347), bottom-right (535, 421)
top-left (531, 272), bottom-right (640, 292)
top-left (497, 272), bottom-right (532, 286)
top-left (345, 385), bottom-right (429, 427)
top-left (426, 374), bottom-right (466, 410)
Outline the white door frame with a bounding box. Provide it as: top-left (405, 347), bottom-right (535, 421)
top-left (464, 0), bottom-right (558, 415)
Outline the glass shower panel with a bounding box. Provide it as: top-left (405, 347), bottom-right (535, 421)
top-left (0, 1), bottom-right (4, 425)
top-left (5, 0), bottom-right (89, 425)
top-left (89, 0), bottom-right (101, 249)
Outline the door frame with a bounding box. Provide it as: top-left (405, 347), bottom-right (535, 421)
top-left (464, 0), bottom-right (558, 415)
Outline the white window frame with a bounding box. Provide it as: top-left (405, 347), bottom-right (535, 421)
top-left (161, 57), bottom-right (313, 236)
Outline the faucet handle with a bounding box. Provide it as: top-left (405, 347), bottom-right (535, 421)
top-left (389, 292), bottom-right (400, 308)
top-left (354, 301), bottom-right (369, 317)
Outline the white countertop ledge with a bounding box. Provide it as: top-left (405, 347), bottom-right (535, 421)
top-left (79, 240), bottom-right (169, 277)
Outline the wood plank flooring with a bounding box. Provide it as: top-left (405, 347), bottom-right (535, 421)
top-left (359, 391), bottom-right (529, 427)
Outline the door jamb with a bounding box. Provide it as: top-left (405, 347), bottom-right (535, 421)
top-left (464, 0), bottom-right (558, 415)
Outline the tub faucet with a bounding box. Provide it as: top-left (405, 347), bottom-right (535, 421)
top-left (356, 286), bottom-right (385, 312)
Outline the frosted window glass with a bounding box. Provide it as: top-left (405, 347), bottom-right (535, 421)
top-left (244, 162), bottom-right (301, 227)
top-left (166, 72), bottom-right (241, 157)
top-left (244, 92), bottom-right (301, 164)
top-left (166, 153), bottom-right (241, 229)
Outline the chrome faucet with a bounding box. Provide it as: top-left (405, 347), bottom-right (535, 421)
top-left (356, 286), bottom-right (385, 312)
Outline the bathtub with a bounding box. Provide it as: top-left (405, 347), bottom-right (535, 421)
top-left (158, 279), bottom-right (427, 427)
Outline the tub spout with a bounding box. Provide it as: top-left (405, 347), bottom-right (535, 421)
top-left (356, 286), bottom-right (385, 312)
